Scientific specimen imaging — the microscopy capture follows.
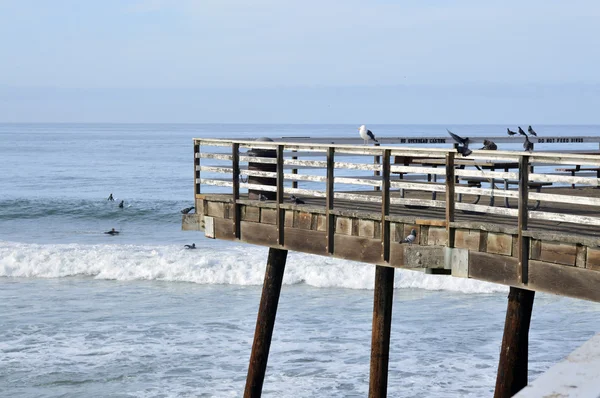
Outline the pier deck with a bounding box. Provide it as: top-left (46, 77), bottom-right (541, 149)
top-left (183, 137), bottom-right (600, 397)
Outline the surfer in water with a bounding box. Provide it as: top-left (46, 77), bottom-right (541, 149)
top-left (104, 228), bottom-right (119, 235)
top-left (118, 200), bottom-right (124, 208)
top-left (107, 193), bottom-right (114, 201)
top-left (184, 243), bottom-right (196, 249)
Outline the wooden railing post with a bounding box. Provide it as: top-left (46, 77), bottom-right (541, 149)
top-left (194, 141), bottom-right (201, 195)
top-left (381, 149), bottom-right (391, 263)
top-left (232, 143), bottom-right (241, 239)
top-left (292, 150), bottom-right (298, 189)
top-left (276, 145), bottom-right (285, 246)
top-left (518, 155), bottom-right (530, 284)
top-left (445, 152), bottom-right (455, 247)
top-left (326, 147), bottom-right (335, 254)
top-left (374, 143), bottom-right (381, 191)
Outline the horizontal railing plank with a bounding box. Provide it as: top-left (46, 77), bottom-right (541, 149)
top-left (529, 210), bottom-right (600, 226)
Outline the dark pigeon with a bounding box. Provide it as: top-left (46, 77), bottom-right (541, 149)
top-left (507, 128), bottom-right (517, 136)
top-left (480, 140), bottom-right (497, 150)
top-left (447, 129), bottom-right (469, 145)
top-left (518, 126), bottom-right (527, 137)
top-left (289, 195), bottom-right (305, 205)
top-left (402, 229), bottom-right (417, 244)
top-left (181, 206), bottom-right (195, 214)
top-left (523, 136), bottom-right (534, 152)
top-left (456, 146), bottom-right (473, 157)
top-left (528, 125), bottom-right (537, 137)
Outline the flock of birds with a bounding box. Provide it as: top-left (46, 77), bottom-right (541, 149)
top-left (359, 124), bottom-right (539, 156)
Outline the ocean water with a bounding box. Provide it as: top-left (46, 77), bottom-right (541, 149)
top-left (1, 123), bottom-right (600, 397)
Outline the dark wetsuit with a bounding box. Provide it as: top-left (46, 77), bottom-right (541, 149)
top-left (108, 194), bottom-right (114, 201)
top-left (184, 244), bottom-right (196, 249)
top-left (105, 229), bottom-right (119, 235)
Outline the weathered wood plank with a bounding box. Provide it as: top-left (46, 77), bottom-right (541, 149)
top-left (469, 252), bottom-right (520, 286)
top-left (528, 260), bottom-right (600, 302)
top-left (487, 232), bottom-right (513, 256)
top-left (538, 241), bottom-right (577, 266)
top-left (283, 228), bottom-right (327, 255)
top-left (529, 210), bottom-right (600, 226)
top-left (454, 229), bottom-right (480, 250)
top-left (587, 248), bottom-right (600, 271)
top-left (334, 235), bottom-right (382, 264)
top-left (240, 221), bottom-right (278, 247)
top-left (214, 218), bottom-right (235, 241)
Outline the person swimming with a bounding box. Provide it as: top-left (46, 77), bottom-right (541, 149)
top-left (118, 200), bottom-right (124, 208)
top-left (184, 243), bottom-right (196, 249)
top-left (104, 228), bottom-right (119, 235)
top-left (107, 193), bottom-right (114, 201)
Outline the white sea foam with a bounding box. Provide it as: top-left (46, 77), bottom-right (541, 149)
top-left (0, 241), bottom-right (506, 293)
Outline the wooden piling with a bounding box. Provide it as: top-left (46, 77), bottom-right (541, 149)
top-left (494, 287), bottom-right (535, 398)
top-left (244, 248), bottom-right (288, 398)
top-left (369, 265), bottom-right (395, 398)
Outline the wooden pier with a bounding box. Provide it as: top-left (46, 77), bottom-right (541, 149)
top-left (183, 137), bottom-right (600, 397)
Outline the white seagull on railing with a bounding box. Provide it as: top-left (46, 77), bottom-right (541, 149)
top-left (358, 125), bottom-right (379, 145)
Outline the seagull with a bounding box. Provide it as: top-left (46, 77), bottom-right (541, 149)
top-left (480, 140), bottom-right (497, 150)
top-left (358, 125), bottom-right (379, 145)
top-left (401, 229), bottom-right (417, 244)
top-left (184, 243), bottom-right (196, 249)
top-left (289, 195), bottom-right (305, 205)
top-left (523, 136), bottom-right (534, 152)
top-left (528, 125), bottom-right (537, 137)
top-left (181, 206), bottom-right (195, 214)
top-left (518, 126), bottom-right (527, 137)
top-left (507, 128), bottom-right (517, 136)
top-left (447, 129), bottom-right (469, 145)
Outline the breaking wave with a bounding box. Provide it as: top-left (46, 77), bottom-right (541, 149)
top-left (0, 241), bottom-right (506, 293)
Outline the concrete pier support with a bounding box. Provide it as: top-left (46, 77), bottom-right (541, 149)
top-left (369, 265), bottom-right (395, 398)
top-left (494, 287), bottom-right (535, 398)
top-left (244, 248), bottom-right (288, 398)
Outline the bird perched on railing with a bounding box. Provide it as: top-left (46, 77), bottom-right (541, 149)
top-left (447, 129), bottom-right (472, 157)
top-left (480, 140), bottom-right (498, 150)
top-left (358, 125), bottom-right (379, 145)
top-left (518, 126), bottom-right (527, 137)
top-left (528, 125), bottom-right (537, 137)
top-left (289, 195), bottom-right (305, 205)
top-left (401, 229), bottom-right (417, 244)
top-left (523, 136), bottom-right (534, 152)
top-left (181, 206), bottom-right (195, 214)
top-left (507, 128), bottom-right (517, 136)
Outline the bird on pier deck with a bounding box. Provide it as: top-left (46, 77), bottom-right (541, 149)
top-left (507, 128), bottom-right (517, 136)
top-left (518, 126), bottom-right (527, 137)
top-left (401, 229), bottom-right (417, 244)
top-left (289, 195), bottom-right (305, 205)
top-left (480, 140), bottom-right (498, 150)
top-left (523, 136), bottom-right (534, 152)
top-left (181, 206), bottom-right (195, 214)
top-left (358, 125), bottom-right (378, 145)
top-left (528, 125), bottom-right (537, 137)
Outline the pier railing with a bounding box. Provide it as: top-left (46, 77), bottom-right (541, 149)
top-left (194, 138), bottom-right (600, 233)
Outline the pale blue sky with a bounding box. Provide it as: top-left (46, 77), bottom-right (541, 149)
top-left (1, 0), bottom-right (599, 123)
